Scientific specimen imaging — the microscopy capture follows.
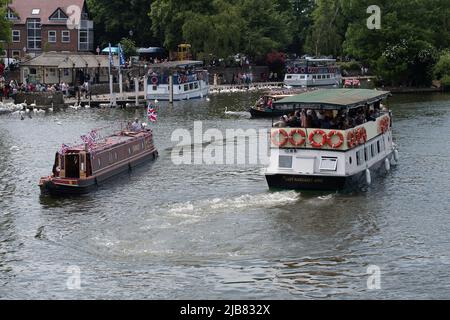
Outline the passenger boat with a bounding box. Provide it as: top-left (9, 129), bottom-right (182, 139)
top-left (284, 58), bottom-right (342, 87)
top-left (39, 128), bottom-right (158, 196)
top-left (146, 60), bottom-right (209, 101)
top-left (265, 89), bottom-right (399, 191)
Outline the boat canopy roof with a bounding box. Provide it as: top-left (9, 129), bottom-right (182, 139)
top-left (273, 89), bottom-right (391, 110)
top-left (151, 60), bottom-right (204, 70)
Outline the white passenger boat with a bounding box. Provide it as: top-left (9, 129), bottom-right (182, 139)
top-left (284, 58), bottom-right (342, 87)
top-left (146, 60), bottom-right (209, 101)
top-left (265, 89), bottom-right (399, 191)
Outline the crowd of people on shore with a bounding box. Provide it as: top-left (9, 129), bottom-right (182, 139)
top-left (273, 104), bottom-right (385, 130)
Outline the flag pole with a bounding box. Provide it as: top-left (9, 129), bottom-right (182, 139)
top-left (108, 43), bottom-right (116, 108)
top-left (118, 43), bottom-right (123, 101)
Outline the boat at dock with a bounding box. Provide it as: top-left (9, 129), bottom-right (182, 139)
top-left (264, 89), bottom-right (399, 191)
top-left (39, 128), bottom-right (158, 196)
top-left (146, 60), bottom-right (209, 101)
top-left (284, 58), bottom-right (342, 87)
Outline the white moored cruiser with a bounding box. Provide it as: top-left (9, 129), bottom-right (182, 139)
top-left (284, 58), bottom-right (342, 87)
top-left (146, 60), bottom-right (209, 101)
top-left (265, 89), bottom-right (398, 191)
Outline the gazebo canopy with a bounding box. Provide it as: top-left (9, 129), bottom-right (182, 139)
top-left (20, 52), bottom-right (118, 69)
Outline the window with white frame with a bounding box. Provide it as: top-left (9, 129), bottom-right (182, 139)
top-left (48, 31), bottom-right (56, 43)
top-left (12, 30), bottom-right (20, 42)
top-left (62, 31), bottom-right (70, 43)
top-left (49, 9), bottom-right (67, 20)
top-left (27, 18), bottom-right (41, 50)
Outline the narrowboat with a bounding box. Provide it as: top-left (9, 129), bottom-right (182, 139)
top-left (265, 89), bottom-right (399, 191)
top-left (146, 60), bottom-right (209, 101)
top-left (39, 129), bottom-right (158, 196)
top-left (284, 58), bottom-right (342, 87)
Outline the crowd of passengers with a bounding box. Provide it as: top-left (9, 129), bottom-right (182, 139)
top-left (273, 103), bottom-right (387, 130)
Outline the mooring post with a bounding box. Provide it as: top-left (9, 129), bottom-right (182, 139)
top-left (134, 77), bottom-right (139, 106)
top-left (144, 75), bottom-right (148, 102)
top-left (169, 74), bottom-right (174, 104)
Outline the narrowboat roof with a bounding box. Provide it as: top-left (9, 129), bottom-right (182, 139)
top-left (273, 89), bottom-right (391, 110)
top-left (64, 130), bottom-right (151, 154)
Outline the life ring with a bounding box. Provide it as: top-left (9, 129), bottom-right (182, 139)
top-left (151, 76), bottom-right (158, 85)
top-left (309, 129), bottom-right (327, 148)
top-left (308, 67), bottom-right (314, 73)
top-left (347, 130), bottom-right (356, 148)
top-left (288, 129), bottom-right (306, 146)
top-left (271, 129), bottom-right (289, 147)
top-left (379, 117), bottom-right (390, 133)
top-left (360, 127), bottom-right (367, 143)
top-left (177, 75), bottom-right (182, 84)
top-left (327, 130), bottom-right (344, 149)
top-left (293, 67), bottom-right (299, 73)
top-left (313, 67), bottom-right (319, 73)
top-left (300, 67), bottom-right (306, 73)
top-left (287, 67), bottom-right (292, 73)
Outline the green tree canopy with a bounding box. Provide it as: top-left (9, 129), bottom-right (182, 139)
top-left (150, 0), bottom-right (294, 60)
top-left (0, 0), bottom-right (12, 55)
top-left (87, 0), bottom-right (154, 47)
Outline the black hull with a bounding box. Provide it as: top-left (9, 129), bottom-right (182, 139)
top-left (40, 150), bottom-right (158, 196)
top-left (249, 107), bottom-right (291, 118)
top-left (266, 154), bottom-right (392, 191)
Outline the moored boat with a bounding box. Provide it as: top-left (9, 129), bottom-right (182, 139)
top-left (284, 58), bottom-right (342, 87)
top-left (39, 128), bottom-right (158, 196)
top-left (146, 60), bottom-right (209, 101)
top-left (264, 89), bottom-right (398, 191)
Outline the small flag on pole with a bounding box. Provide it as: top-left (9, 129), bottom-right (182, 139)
top-left (118, 43), bottom-right (126, 67)
top-left (147, 103), bottom-right (158, 122)
top-left (59, 144), bottom-right (69, 155)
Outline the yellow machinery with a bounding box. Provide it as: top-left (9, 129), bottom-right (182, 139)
top-left (177, 44), bottom-right (192, 61)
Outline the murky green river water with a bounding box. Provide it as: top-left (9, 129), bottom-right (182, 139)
top-left (0, 91), bottom-right (450, 299)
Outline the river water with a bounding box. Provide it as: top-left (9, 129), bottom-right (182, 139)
top-left (0, 91), bottom-right (450, 299)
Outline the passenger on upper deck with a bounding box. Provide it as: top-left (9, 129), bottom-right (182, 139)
top-left (131, 119), bottom-right (141, 132)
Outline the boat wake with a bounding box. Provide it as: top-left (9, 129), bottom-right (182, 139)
top-left (166, 191), bottom-right (301, 216)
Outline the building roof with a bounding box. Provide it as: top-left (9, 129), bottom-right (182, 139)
top-left (274, 89), bottom-right (391, 110)
top-left (8, 0), bottom-right (86, 25)
top-left (20, 52), bottom-right (118, 69)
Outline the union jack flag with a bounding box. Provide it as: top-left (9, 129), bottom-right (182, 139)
top-left (80, 134), bottom-right (95, 151)
top-left (89, 129), bottom-right (99, 141)
top-left (147, 103), bottom-right (158, 122)
top-left (59, 144), bottom-right (70, 155)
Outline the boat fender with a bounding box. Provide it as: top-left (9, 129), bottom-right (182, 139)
top-left (394, 149), bottom-right (399, 162)
top-left (385, 158), bottom-right (391, 171)
top-left (365, 169), bottom-right (372, 185)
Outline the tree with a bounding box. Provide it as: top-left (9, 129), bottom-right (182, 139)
top-left (305, 0), bottom-right (347, 57)
top-left (0, 0), bottom-right (12, 55)
top-left (434, 51), bottom-right (450, 88)
top-left (87, 0), bottom-right (154, 47)
top-left (150, 0), bottom-right (293, 61)
top-left (289, 0), bottom-right (316, 54)
top-left (120, 37), bottom-right (137, 58)
top-left (342, 0), bottom-right (442, 86)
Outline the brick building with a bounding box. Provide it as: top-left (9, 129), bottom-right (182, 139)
top-left (5, 0), bottom-right (94, 59)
